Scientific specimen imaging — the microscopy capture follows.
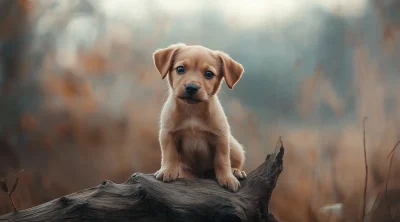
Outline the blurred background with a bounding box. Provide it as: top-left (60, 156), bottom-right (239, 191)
top-left (0, 0), bottom-right (400, 221)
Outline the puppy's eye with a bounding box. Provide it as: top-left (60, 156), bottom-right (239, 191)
top-left (204, 71), bottom-right (214, 79)
top-left (176, 66), bottom-right (185, 74)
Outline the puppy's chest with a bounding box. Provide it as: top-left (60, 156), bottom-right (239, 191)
top-left (173, 117), bottom-right (217, 149)
top-left (175, 117), bottom-right (210, 134)
top-left (176, 120), bottom-right (215, 171)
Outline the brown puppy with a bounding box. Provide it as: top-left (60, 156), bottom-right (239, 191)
top-left (152, 43), bottom-right (246, 192)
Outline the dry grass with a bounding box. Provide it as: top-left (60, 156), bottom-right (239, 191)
top-left (0, 168), bottom-right (24, 212)
top-left (1, 1), bottom-right (400, 221)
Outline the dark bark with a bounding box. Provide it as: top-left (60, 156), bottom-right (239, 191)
top-left (0, 0), bottom-right (29, 93)
top-left (0, 146), bottom-right (284, 222)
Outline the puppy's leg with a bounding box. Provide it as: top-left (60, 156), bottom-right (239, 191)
top-left (230, 135), bottom-right (246, 180)
top-left (154, 131), bottom-right (180, 182)
top-left (214, 136), bottom-right (240, 192)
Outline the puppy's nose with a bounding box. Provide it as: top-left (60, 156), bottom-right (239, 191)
top-left (185, 83), bottom-right (199, 96)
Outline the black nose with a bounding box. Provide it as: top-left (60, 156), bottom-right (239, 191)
top-left (185, 83), bottom-right (199, 96)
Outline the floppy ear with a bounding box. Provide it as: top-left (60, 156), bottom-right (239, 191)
top-left (153, 43), bottom-right (186, 79)
top-left (218, 52), bottom-right (244, 89)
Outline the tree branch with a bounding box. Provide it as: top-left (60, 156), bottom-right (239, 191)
top-left (0, 144), bottom-right (285, 222)
top-left (361, 117), bottom-right (368, 222)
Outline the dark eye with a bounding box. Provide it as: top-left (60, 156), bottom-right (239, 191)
top-left (176, 66), bottom-right (185, 74)
top-left (204, 71), bottom-right (214, 79)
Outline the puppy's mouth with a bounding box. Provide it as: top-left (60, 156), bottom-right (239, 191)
top-left (177, 96), bottom-right (202, 104)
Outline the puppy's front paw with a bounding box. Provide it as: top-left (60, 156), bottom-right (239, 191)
top-left (232, 168), bottom-right (247, 180)
top-left (217, 174), bottom-right (241, 192)
top-left (154, 167), bottom-right (179, 182)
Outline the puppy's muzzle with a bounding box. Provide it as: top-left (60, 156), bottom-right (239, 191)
top-left (185, 83), bottom-right (199, 96)
top-left (178, 83), bottom-right (202, 104)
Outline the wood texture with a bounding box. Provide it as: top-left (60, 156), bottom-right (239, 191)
top-left (0, 145), bottom-right (284, 222)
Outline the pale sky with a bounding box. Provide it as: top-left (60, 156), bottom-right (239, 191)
top-left (97, 0), bottom-right (368, 27)
top-left (35, 0), bottom-right (368, 36)
top-left (34, 0), bottom-right (368, 70)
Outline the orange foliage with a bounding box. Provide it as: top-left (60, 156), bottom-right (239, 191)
top-left (1, 1), bottom-right (400, 222)
top-left (20, 113), bottom-right (37, 132)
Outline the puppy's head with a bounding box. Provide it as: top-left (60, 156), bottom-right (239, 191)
top-left (153, 43), bottom-right (244, 104)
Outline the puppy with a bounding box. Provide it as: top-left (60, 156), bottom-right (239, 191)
top-left (152, 43), bottom-right (246, 192)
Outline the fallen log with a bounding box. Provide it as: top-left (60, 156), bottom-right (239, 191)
top-left (0, 144), bottom-right (284, 222)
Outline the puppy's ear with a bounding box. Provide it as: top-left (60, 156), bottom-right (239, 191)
top-left (153, 43), bottom-right (186, 79)
top-left (218, 52), bottom-right (244, 89)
